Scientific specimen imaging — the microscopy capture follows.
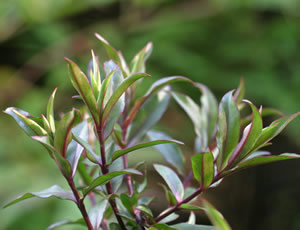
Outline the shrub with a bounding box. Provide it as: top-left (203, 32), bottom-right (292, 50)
top-left (4, 34), bottom-right (300, 230)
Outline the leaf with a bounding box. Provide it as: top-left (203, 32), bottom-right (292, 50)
top-left (129, 87), bottom-right (170, 143)
top-left (159, 183), bottom-right (177, 206)
top-left (250, 112), bottom-right (300, 152)
top-left (102, 72), bottom-right (150, 124)
top-left (41, 114), bottom-right (52, 136)
top-left (191, 152), bottom-right (214, 189)
top-left (54, 109), bottom-right (81, 157)
top-left (4, 107), bottom-right (47, 136)
top-left (196, 83), bottom-right (218, 148)
top-left (72, 132), bottom-right (102, 165)
top-left (33, 136), bottom-right (73, 178)
top-left (110, 139), bottom-right (183, 163)
top-left (47, 88), bottom-right (58, 134)
top-left (233, 78), bottom-right (245, 104)
top-left (171, 223), bottom-right (216, 230)
top-left (148, 131), bottom-right (185, 174)
top-left (65, 58), bottom-right (99, 124)
top-left (67, 120), bottom-right (89, 178)
top-left (171, 91), bottom-right (202, 136)
top-left (89, 199), bottom-right (109, 230)
top-left (154, 164), bottom-right (184, 202)
top-left (187, 211), bottom-right (196, 224)
top-left (235, 153), bottom-right (300, 171)
top-left (202, 200), bottom-right (231, 230)
top-left (160, 212), bottom-right (179, 224)
top-left (120, 193), bottom-right (137, 214)
top-left (83, 169), bottom-right (142, 196)
top-left (125, 76), bottom-right (192, 129)
top-left (150, 224), bottom-right (176, 230)
top-left (109, 223), bottom-right (121, 230)
top-left (181, 204), bottom-right (201, 210)
top-left (47, 219), bottom-right (85, 230)
top-left (216, 91), bottom-right (240, 169)
top-left (89, 50), bottom-right (102, 101)
top-left (130, 42), bottom-right (153, 73)
top-left (229, 101), bottom-right (263, 167)
top-left (137, 204), bottom-right (153, 218)
top-left (4, 185), bottom-right (76, 208)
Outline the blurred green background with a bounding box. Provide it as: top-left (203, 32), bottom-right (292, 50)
top-left (1, 0), bottom-right (300, 229)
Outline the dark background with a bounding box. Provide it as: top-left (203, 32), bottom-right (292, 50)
top-left (1, 0), bottom-right (300, 229)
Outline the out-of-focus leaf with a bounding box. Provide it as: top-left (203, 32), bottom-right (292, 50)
top-left (65, 58), bottom-right (99, 124)
top-left (125, 76), bottom-right (191, 129)
top-left (181, 204), bottom-right (201, 210)
top-left (235, 153), bottom-right (300, 171)
top-left (137, 204), bottom-right (153, 218)
top-left (47, 218), bottom-right (85, 230)
top-left (102, 72), bottom-right (150, 124)
top-left (32, 136), bottom-right (72, 178)
top-left (4, 185), bottom-right (76, 208)
top-left (171, 223), bottom-right (216, 230)
top-left (187, 211), bottom-right (196, 224)
top-left (148, 131), bottom-right (185, 174)
top-left (172, 91), bottom-right (201, 136)
top-left (88, 50), bottom-right (102, 101)
top-left (159, 183), bottom-right (177, 206)
top-left (4, 107), bottom-right (47, 136)
top-left (47, 88), bottom-right (58, 134)
top-left (149, 224), bottom-right (176, 230)
top-left (160, 212), bottom-right (179, 224)
top-left (192, 152), bottom-right (214, 189)
top-left (98, 67), bottom-right (116, 109)
top-left (250, 112), bottom-right (300, 152)
top-left (130, 42), bottom-right (153, 73)
top-left (229, 101), bottom-right (262, 167)
top-left (216, 91), bottom-right (240, 169)
top-left (110, 139), bottom-right (183, 163)
top-left (109, 223), bottom-right (121, 230)
top-left (54, 109), bottom-right (81, 156)
top-left (233, 78), bottom-right (245, 104)
top-left (89, 199), bottom-right (109, 230)
top-left (129, 87), bottom-right (170, 143)
top-left (202, 200), bottom-right (231, 230)
top-left (109, 157), bottom-right (124, 193)
top-left (154, 164), bottom-right (184, 202)
top-left (67, 120), bottom-right (88, 178)
top-left (120, 193), bottom-right (137, 214)
top-left (83, 169), bottom-right (142, 196)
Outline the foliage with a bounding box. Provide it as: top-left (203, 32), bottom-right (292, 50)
top-left (4, 34), bottom-right (300, 230)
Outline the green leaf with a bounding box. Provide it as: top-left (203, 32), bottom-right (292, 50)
top-left (229, 101), bottom-right (263, 167)
top-left (160, 212), bottom-right (179, 224)
top-left (102, 72), bottom-right (150, 124)
top-left (129, 87), bottom-right (170, 142)
top-left (250, 112), bottom-right (300, 152)
top-left (202, 200), bottom-right (231, 230)
top-left (154, 164), bottom-right (184, 202)
top-left (47, 88), bottom-right (58, 134)
top-left (89, 199), bottom-right (109, 230)
top-left (172, 91), bottom-right (201, 136)
top-left (72, 131), bottom-right (102, 165)
top-left (120, 193), bottom-right (137, 214)
top-left (137, 204), bottom-right (153, 218)
top-left (196, 83), bottom-right (218, 148)
top-left (148, 131), bottom-right (185, 174)
top-left (67, 120), bottom-right (89, 177)
top-left (4, 107), bottom-right (48, 136)
top-left (159, 183), bottom-right (177, 206)
top-left (181, 204), bottom-right (201, 210)
top-left (33, 136), bottom-right (72, 178)
top-left (41, 114), bottom-right (52, 136)
top-left (125, 76), bottom-right (192, 129)
top-left (191, 152), bottom-right (214, 189)
top-left (130, 42), bottom-right (153, 73)
top-left (233, 78), bottom-right (245, 104)
top-left (89, 50), bottom-right (102, 101)
top-left (54, 109), bottom-right (81, 156)
top-left (235, 153), bottom-right (300, 171)
top-left (171, 223), bottom-right (216, 230)
top-left (47, 219), bottom-right (85, 230)
top-left (150, 224), bottom-right (176, 230)
top-left (65, 58), bottom-right (99, 124)
top-left (216, 91), bottom-right (240, 169)
top-left (109, 223), bottom-right (121, 230)
top-left (83, 169), bottom-right (142, 196)
top-left (4, 185), bottom-right (76, 208)
top-left (110, 139), bottom-right (183, 163)
top-left (187, 211), bottom-right (196, 224)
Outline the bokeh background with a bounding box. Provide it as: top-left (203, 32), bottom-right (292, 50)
top-left (1, 0), bottom-right (300, 229)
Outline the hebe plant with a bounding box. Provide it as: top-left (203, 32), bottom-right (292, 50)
top-left (4, 33), bottom-right (300, 230)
